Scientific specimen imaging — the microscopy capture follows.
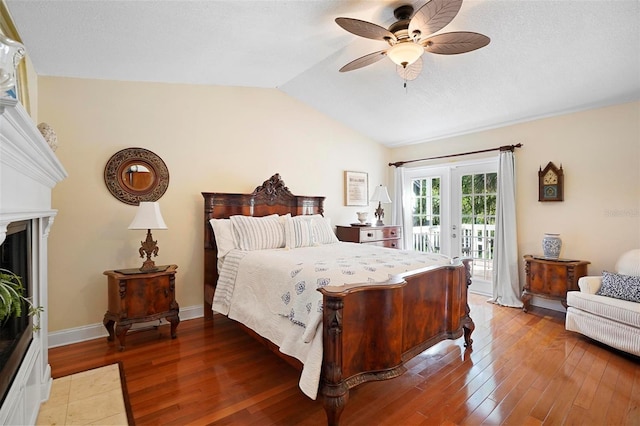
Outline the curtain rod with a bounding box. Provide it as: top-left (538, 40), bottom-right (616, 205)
top-left (389, 143), bottom-right (523, 167)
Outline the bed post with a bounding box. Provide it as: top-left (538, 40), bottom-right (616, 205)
top-left (321, 296), bottom-right (349, 426)
top-left (461, 258), bottom-right (475, 347)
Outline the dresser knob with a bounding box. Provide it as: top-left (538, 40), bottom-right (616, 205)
top-left (367, 233), bottom-right (373, 237)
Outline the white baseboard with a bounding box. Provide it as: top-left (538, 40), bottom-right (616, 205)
top-left (529, 296), bottom-right (565, 313)
top-left (469, 289), bottom-right (565, 313)
top-left (469, 287), bottom-right (492, 297)
top-left (468, 279), bottom-right (492, 297)
top-left (48, 296), bottom-right (564, 349)
top-left (48, 304), bottom-right (204, 348)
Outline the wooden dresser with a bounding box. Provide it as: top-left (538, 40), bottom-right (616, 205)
top-left (336, 225), bottom-right (402, 249)
top-left (522, 255), bottom-right (589, 313)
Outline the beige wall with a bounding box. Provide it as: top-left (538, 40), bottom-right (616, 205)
top-left (37, 75), bottom-right (639, 332)
top-left (390, 101), bottom-right (640, 290)
top-left (38, 77), bottom-right (390, 331)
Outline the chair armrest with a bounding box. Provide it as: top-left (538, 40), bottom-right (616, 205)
top-left (577, 276), bottom-right (602, 294)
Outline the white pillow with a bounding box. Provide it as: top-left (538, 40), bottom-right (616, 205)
top-left (209, 218), bottom-right (236, 258)
top-left (312, 215), bottom-right (339, 244)
top-left (284, 214), bottom-right (338, 247)
top-left (284, 215), bottom-right (315, 249)
top-left (230, 214), bottom-right (285, 251)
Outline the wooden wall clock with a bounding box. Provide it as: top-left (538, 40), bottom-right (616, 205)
top-left (538, 162), bottom-right (564, 202)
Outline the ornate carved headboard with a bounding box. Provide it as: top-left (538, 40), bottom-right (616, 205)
top-left (202, 173), bottom-right (325, 317)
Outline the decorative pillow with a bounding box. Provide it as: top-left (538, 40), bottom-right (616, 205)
top-left (209, 218), bottom-right (236, 258)
top-left (284, 216), bottom-right (314, 249)
top-left (596, 271), bottom-right (640, 303)
top-left (230, 214), bottom-right (285, 251)
top-left (311, 215), bottom-right (338, 245)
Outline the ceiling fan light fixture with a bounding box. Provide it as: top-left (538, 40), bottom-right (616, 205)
top-left (386, 42), bottom-right (424, 68)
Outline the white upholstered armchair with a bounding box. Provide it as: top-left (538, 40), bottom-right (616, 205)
top-left (565, 249), bottom-right (640, 357)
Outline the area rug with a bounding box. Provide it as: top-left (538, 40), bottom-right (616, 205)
top-left (36, 362), bottom-right (134, 425)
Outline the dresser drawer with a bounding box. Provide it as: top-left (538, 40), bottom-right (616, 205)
top-left (336, 225), bottom-right (402, 249)
top-left (359, 226), bottom-right (402, 242)
top-left (359, 228), bottom-right (383, 242)
top-left (367, 239), bottom-right (400, 249)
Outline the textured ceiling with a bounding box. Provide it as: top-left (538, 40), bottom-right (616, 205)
top-left (5, 0), bottom-right (640, 147)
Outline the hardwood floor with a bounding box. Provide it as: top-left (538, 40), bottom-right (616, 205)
top-left (48, 294), bottom-right (640, 425)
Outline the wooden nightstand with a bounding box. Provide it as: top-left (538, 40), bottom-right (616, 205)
top-left (336, 225), bottom-right (402, 249)
top-left (103, 264), bottom-right (180, 350)
top-left (522, 255), bottom-right (589, 313)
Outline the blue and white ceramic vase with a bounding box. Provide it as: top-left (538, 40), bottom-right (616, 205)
top-left (542, 233), bottom-right (562, 259)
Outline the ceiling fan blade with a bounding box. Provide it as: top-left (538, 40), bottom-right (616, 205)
top-left (335, 17), bottom-right (397, 43)
top-left (339, 50), bottom-right (387, 72)
top-left (421, 32), bottom-right (490, 54)
top-left (396, 57), bottom-right (423, 81)
top-left (408, 0), bottom-right (463, 42)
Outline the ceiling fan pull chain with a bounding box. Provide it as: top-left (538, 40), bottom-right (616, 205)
top-left (403, 68), bottom-right (408, 92)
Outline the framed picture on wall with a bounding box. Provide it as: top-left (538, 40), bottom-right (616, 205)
top-left (0, 11), bottom-right (30, 114)
top-left (344, 171), bottom-right (368, 206)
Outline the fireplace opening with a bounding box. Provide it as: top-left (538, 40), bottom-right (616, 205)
top-left (0, 220), bottom-right (32, 404)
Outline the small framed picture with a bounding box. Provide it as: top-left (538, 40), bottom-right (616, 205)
top-left (344, 171), bottom-right (368, 206)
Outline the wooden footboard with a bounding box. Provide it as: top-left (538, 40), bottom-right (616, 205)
top-left (319, 259), bottom-right (473, 425)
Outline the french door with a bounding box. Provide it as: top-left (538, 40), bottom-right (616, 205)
top-left (404, 159), bottom-right (498, 294)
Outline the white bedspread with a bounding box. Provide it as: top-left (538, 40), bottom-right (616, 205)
top-left (212, 242), bottom-right (451, 399)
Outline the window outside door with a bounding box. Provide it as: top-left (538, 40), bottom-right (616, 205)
top-left (404, 159), bottom-right (497, 293)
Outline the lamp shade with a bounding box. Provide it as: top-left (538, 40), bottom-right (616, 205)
top-left (370, 185), bottom-right (392, 204)
top-left (386, 42), bottom-right (424, 67)
top-left (128, 202), bottom-right (168, 230)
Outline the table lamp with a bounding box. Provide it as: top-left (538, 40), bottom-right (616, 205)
top-left (370, 185), bottom-right (392, 226)
top-left (129, 201), bottom-right (167, 271)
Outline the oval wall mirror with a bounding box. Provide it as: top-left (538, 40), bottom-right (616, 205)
top-left (104, 147), bottom-right (169, 205)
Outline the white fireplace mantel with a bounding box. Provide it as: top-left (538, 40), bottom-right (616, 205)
top-left (1, 98), bottom-right (67, 243)
top-left (0, 97), bottom-right (67, 424)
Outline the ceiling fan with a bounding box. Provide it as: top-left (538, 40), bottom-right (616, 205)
top-left (335, 0), bottom-right (490, 82)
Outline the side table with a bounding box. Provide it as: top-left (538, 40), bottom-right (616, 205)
top-left (103, 264), bottom-right (180, 350)
top-left (522, 255), bottom-right (589, 313)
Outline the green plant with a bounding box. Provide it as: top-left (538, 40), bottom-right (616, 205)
top-left (0, 268), bottom-right (42, 331)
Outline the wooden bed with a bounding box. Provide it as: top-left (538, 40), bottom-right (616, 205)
top-left (203, 173), bottom-right (474, 425)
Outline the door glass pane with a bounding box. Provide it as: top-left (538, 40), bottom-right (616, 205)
top-left (411, 177), bottom-right (441, 253)
top-left (486, 172), bottom-right (497, 193)
top-left (460, 172), bottom-right (496, 282)
top-left (461, 175), bottom-right (472, 194)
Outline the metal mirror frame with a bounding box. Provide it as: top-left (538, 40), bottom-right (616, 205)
top-left (104, 147), bottom-right (169, 205)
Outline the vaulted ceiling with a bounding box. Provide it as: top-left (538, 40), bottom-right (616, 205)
top-left (5, 0), bottom-right (640, 147)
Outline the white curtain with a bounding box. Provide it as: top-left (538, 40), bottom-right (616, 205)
top-left (392, 166), bottom-right (410, 250)
top-left (490, 150), bottom-right (523, 307)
